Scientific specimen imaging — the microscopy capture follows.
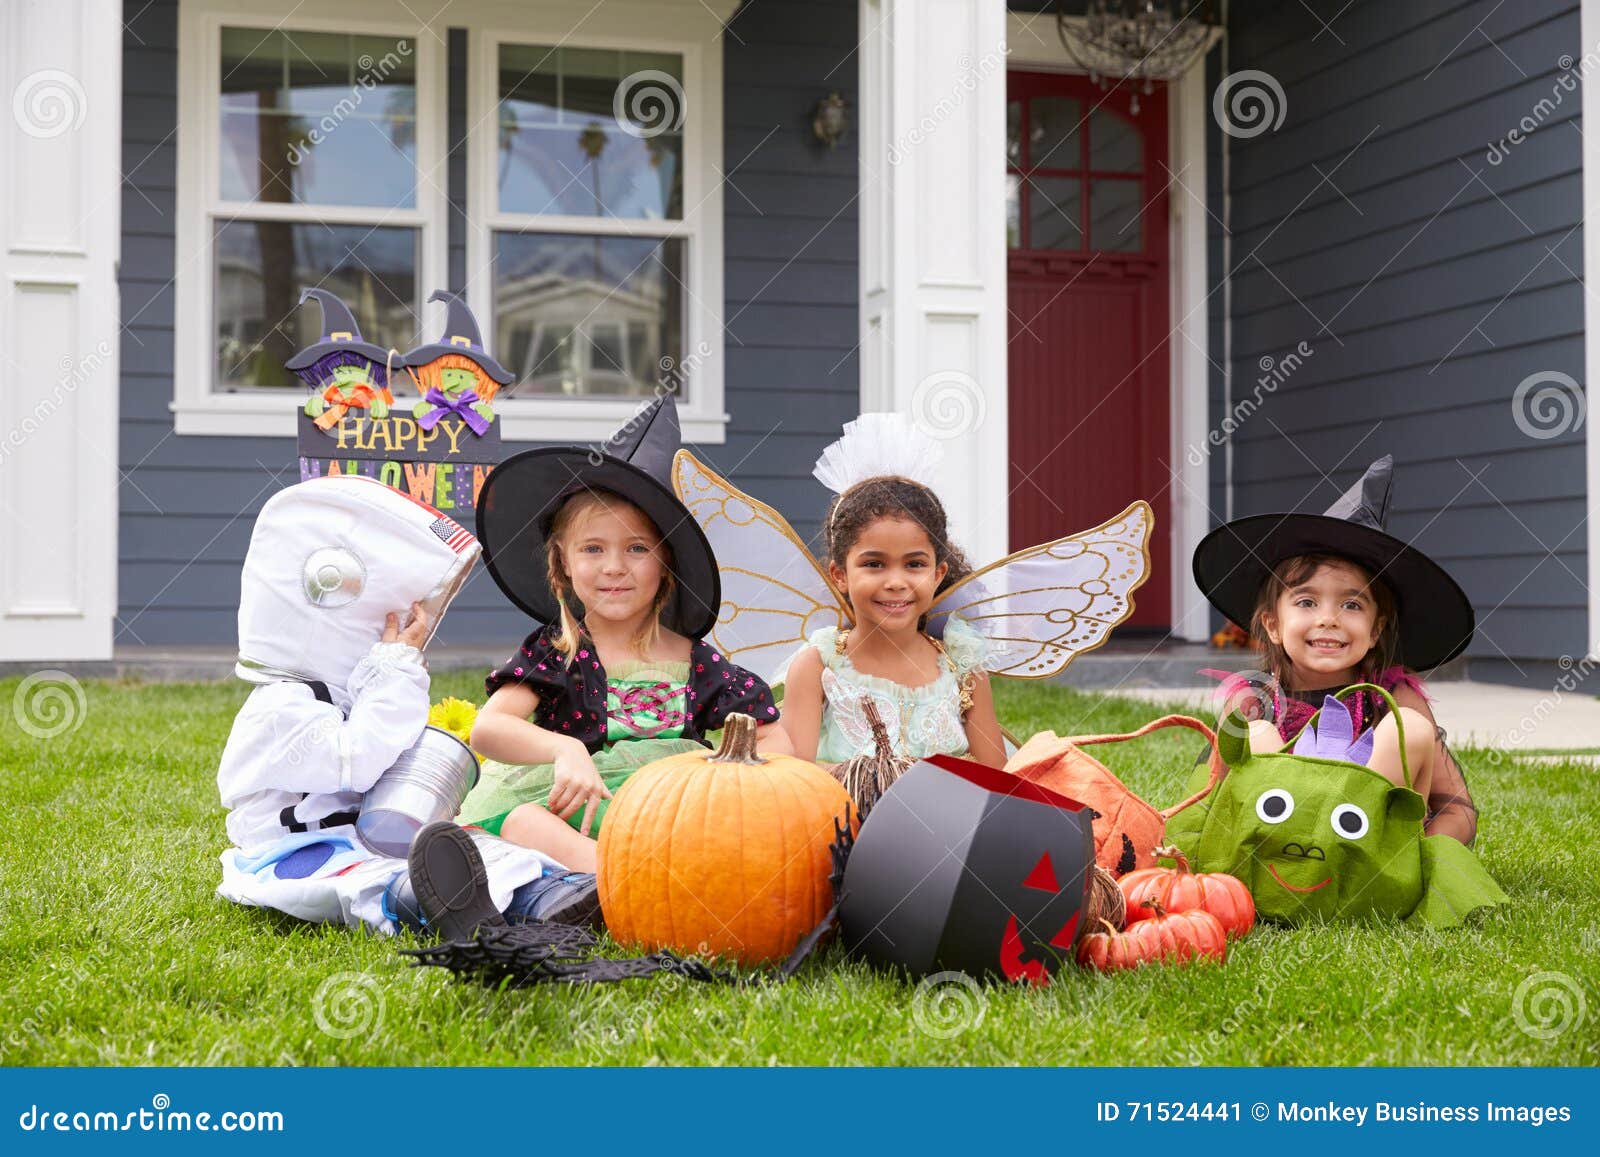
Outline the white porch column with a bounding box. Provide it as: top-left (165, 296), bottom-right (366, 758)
top-left (859, 0), bottom-right (1010, 566)
top-left (0, 0), bottom-right (122, 660)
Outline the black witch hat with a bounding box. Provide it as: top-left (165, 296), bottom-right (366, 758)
top-left (284, 288), bottom-right (391, 370)
top-left (475, 396), bottom-right (719, 638)
top-left (401, 290), bottom-right (514, 386)
top-left (1192, 455), bottom-right (1475, 670)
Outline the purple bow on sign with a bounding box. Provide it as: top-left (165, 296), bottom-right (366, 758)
top-left (419, 388), bottom-right (490, 435)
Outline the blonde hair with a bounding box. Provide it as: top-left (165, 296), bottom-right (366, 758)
top-left (1250, 553), bottom-right (1398, 686)
top-left (545, 490), bottom-right (677, 663)
top-left (406, 353), bottom-right (500, 403)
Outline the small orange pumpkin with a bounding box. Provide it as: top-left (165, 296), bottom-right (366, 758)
top-left (596, 713), bottom-right (853, 966)
top-left (1119, 844), bottom-right (1255, 938)
top-left (1076, 900), bottom-right (1227, 971)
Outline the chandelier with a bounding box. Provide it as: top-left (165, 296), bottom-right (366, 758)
top-left (1056, 1), bottom-right (1222, 113)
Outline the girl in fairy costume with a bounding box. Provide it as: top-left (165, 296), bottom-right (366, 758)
top-left (782, 418), bottom-right (1008, 769)
top-left (1190, 455), bottom-right (1480, 844)
top-left (671, 414), bottom-right (1155, 791)
top-left (457, 397), bottom-right (787, 872)
top-left (287, 289), bottom-right (394, 428)
top-left (402, 290), bottom-right (507, 434)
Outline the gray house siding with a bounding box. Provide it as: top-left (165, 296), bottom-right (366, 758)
top-left (116, 0), bottom-right (860, 647)
top-left (1219, 0), bottom-right (1588, 676)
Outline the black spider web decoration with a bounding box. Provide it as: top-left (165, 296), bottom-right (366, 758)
top-left (401, 813), bottom-right (857, 989)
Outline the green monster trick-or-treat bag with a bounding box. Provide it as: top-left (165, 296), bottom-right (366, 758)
top-left (1166, 685), bottom-right (1507, 927)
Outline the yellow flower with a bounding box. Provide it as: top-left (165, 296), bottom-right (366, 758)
top-left (429, 697), bottom-right (478, 746)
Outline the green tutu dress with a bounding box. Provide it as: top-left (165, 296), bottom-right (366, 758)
top-left (460, 658), bottom-right (704, 838)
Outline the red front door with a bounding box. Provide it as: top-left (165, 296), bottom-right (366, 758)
top-left (1007, 72), bottom-right (1170, 629)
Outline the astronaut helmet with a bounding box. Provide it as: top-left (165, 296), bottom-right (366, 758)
top-left (237, 475), bottom-right (479, 697)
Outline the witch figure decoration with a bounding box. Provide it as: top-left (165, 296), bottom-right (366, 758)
top-left (673, 413), bottom-right (1154, 810)
top-left (403, 290), bottom-right (510, 434)
top-left (287, 288), bottom-right (395, 429)
top-left (454, 396), bottom-right (786, 873)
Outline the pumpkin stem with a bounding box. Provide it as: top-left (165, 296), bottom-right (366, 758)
top-left (708, 712), bottom-right (765, 765)
top-left (1141, 896), bottom-right (1169, 919)
top-left (1096, 917), bottom-right (1122, 937)
top-left (1154, 844), bottom-right (1192, 875)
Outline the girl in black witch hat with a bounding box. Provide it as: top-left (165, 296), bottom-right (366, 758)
top-left (1189, 455), bottom-right (1480, 844)
top-left (457, 397), bottom-right (789, 871)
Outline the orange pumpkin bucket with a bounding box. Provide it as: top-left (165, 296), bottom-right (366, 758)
top-left (1002, 715), bottom-right (1223, 878)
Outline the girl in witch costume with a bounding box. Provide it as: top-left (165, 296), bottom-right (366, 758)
top-left (287, 289), bottom-right (395, 428)
top-left (1186, 455), bottom-right (1481, 845)
top-left (458, 397), bottom-right (788, 872)
top-left (216, 474), bottom-right (601, 937)
top-left (402, 290), bottom-right (509, 434)
top-left (672, 414), bottom-right (1154, 780)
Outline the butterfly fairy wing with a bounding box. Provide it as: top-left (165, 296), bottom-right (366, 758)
top-left (926, 499), bottom-right (1154, 679)
top-left (672, 449), bottom-right (850, 685)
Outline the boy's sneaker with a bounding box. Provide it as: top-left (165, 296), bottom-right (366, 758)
top-left (507, 870), bottom-right (603, 930)
top-left (406, 821), bottom-right (604, 940)
top-left (407, 822), bottom-right (508, 942)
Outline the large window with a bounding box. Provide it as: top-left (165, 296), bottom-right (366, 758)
top-left (175, 9), bottom-right (444, 432)
top-left (175, 2), bottom-right (728, 440)
top-left (472, 26), bottom-right (724, 439)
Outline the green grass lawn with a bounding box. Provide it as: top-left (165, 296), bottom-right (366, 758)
top-left (1, 673), bottom-right (1594, 1067)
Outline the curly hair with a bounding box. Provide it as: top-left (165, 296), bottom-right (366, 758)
top-left (544, 490), bottom-right (676, 663)
top-left (822, 476), bottom-right (972, 607)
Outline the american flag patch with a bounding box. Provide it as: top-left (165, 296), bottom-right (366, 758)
top-left (430, 516), bottom-right (475, 553)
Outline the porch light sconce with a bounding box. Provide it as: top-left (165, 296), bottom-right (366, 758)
top-left (811, 92), bottom-right (849, 148)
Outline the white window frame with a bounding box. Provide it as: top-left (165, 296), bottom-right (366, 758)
top-left (172, 0), bottom-right (448, 437)
top-left (468, 16), bottom-right (728, 443)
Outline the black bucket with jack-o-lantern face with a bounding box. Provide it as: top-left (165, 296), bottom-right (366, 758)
top-left (839, 755), bottom-right (1094, 984)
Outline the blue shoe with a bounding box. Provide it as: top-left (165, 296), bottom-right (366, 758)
top-left (507, 870), bottom-right (604, 930)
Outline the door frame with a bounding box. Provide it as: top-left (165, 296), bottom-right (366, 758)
top-left (1005, 10), bottom-right (1215, 641)
top-left (0, 0), bottom-right (122, 661)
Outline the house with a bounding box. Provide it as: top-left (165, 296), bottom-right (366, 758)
top-left (1, 0), bottom-right (1592, 687)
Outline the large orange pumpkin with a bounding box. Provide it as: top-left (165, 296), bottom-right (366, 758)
top-left (596, 713), bottom-right (853, 966)
top-left (1119, 845), bottom-right (1255, 938)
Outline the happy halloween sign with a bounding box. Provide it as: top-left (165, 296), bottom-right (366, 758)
top-left (297, 411), bottom-right (502, 517)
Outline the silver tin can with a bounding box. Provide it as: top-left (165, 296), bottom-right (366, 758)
top-left (356, 726), bottom-right (481, 858)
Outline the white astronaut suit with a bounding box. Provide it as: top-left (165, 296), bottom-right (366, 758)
top-left (216, 474), bottom-right (561, 933)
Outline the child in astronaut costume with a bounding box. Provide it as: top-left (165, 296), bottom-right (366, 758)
top-left (216, 473), bottom-right (590, 935)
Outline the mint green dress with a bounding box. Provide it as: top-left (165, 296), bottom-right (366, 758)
top-left (459, 658), bottom-right (704, 838)
top-left (809, 617), bottom-right (991, 764)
